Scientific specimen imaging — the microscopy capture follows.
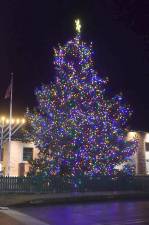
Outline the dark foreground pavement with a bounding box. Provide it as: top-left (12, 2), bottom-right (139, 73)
top-left (1, 191), bottom-right (149, 225)
top-left (1, 200), bottom-right (149, 225)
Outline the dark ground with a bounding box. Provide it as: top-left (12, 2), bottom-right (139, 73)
top-left (17, 200), bottom-right (149, 225)
top-left (1, 200), bottom-right (149, 225)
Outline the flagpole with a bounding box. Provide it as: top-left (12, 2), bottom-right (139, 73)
top-left (7, 73), bottom-right (13, 176)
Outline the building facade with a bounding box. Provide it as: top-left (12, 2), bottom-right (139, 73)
top-left (1, 131), bottom-right (149, 176)
top-left (2, 141), bottom-right (39, 176)
top-left (127, 131), bottom-right (149, 175)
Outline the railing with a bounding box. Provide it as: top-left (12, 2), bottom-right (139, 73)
top-left (0, 176), bottom-right (149, 193)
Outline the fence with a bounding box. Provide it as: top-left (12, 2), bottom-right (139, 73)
top-left (0, 176), bottom-right (149, 193)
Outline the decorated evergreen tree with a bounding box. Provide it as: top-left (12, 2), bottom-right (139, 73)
top-left (26, 20), bottom-right (136, 177)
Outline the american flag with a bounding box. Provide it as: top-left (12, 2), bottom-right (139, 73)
top-left (4, 83), bottom-right (11, 99)
top-left (4, 74), bottom-right (13, 99)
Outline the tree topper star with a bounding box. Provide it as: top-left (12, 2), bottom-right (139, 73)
top-left (75, 19), bottom-right (81, 33)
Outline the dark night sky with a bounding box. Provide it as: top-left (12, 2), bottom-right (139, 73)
top-left (0, 0), bottom-right (149, 131)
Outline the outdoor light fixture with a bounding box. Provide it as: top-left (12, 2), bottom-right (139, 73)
top-left (0, 117), bottom-right (25, 125)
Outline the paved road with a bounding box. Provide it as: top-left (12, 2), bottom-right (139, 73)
top-left (1, 200), bottom-right (149, 225)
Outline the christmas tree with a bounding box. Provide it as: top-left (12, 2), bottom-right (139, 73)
top-left (26, 19), bottom-right (136, 177)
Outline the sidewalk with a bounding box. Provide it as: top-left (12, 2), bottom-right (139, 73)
top-left (1, 191), bottom-right (149, 207)
top-left (0, 212), bottom-right (24, 225)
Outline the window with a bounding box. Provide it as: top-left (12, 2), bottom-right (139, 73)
top-left (23, 147), bottom-right (33, 161)
top-left (145, 143), bottom-right (149, 151)
top-left (0, 148), bottom-right (4, 161)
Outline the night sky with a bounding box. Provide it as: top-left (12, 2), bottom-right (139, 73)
top-left (0, 0), bottom-right (149, 131)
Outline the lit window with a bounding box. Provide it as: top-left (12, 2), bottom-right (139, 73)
top-left (23, 147), bottom-right (33, 161)
top-left (145, 143), bottom-right (149, 151)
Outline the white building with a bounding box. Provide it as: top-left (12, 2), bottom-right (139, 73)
top-left (127, 131), bottom-right (149, 175)
top-left (2, 141), bottom-right (39, 176)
